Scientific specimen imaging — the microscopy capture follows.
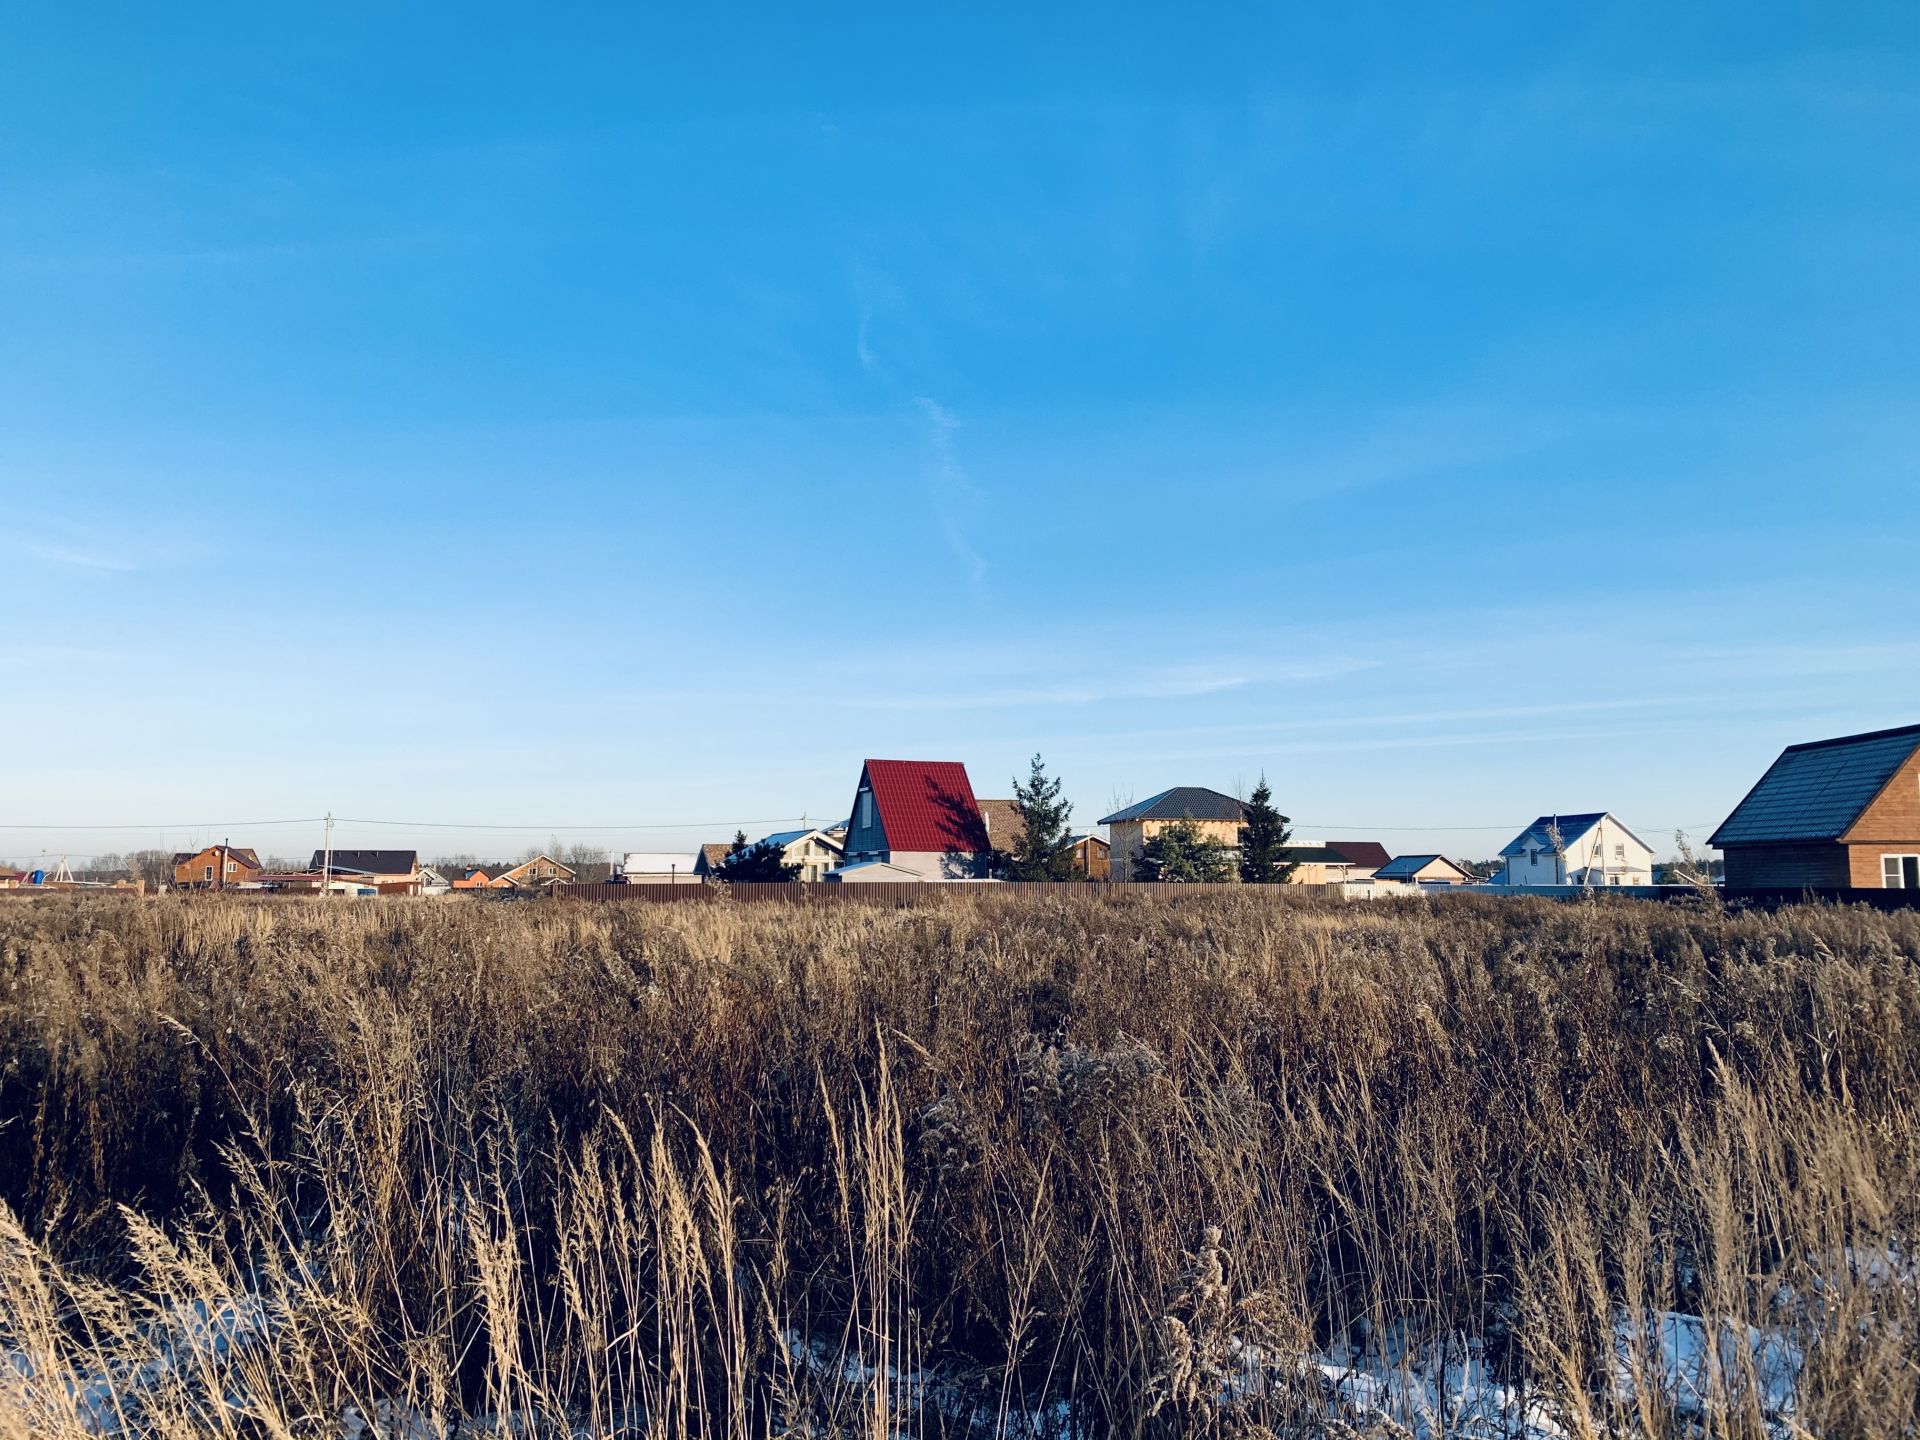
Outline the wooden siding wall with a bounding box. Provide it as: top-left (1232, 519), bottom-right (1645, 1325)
top-left (1722, 843), bottom-right (1852, 890)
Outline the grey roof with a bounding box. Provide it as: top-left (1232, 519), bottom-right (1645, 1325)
top-left (1275, 845), bottom-right (1352, 864)
top-left (1098, 786), bottom-right (1248, 825)
top-left (1710, 723), bottom-right (1920, 847)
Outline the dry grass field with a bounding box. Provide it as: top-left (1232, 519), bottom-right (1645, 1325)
top-left (0, 890), bottom-right (1916, 1438)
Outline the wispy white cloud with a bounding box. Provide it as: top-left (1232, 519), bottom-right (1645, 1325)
top-left (916, 396), bottom-right (988, 587)
top-left (13, 536), bottom-right (137, 573)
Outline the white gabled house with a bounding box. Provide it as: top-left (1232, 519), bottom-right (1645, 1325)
top-left (1494, 813), bottom-right (1654, 887)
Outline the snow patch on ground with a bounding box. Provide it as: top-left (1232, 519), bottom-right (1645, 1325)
top-left (6, 1298), bottom-right (1814, 1439)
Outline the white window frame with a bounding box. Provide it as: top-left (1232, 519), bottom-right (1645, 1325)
top-left (1883, 854), bottom-right (1920, 889)
top-left (203, 864), bottom-right (213, 881)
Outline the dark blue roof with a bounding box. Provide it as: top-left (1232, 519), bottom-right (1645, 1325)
top-left (1710, 723), bottom-right (1920, 846)
top-left (1098, 786), bottom-right (1248, 825)
top-left (1499, 814), bottom-right (1609, 858)
top-left (1377, 853), bottom-right (1453, 879)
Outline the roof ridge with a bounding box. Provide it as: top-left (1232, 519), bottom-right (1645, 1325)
top-left (1783, 721), bottom-right (1920, 753)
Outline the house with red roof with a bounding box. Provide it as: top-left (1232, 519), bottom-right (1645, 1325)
top-left (832, 759), bottom-right (993, 881)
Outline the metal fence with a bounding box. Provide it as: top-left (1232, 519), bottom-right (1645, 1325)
top-left (545, 880), bottom-right (1920, 909)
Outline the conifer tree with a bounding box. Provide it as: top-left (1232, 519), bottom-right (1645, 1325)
top-left (1237, 774), bottom-right (1296, 883)
top-left (1007, 753), bottom-right (1076, 881)
top-left (715, 829), bottom-right (802, 883)
top-left (1133, 814), bottom-right (1237, 883)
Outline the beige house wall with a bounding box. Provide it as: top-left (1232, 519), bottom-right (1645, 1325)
top-left (1108, 816), bottom-right (1240, 883)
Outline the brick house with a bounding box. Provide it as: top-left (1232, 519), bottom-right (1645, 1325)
top-left (1711, 722), bottom-right (1920, 889)
top-left (172, 845), bottom-right (263, 890)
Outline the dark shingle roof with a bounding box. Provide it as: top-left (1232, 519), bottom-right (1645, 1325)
top-left (1276, 845), bottom-right (1350, 864)
top-left (308, 849), bottom-right (418, 875)
top-left (1098, 787), bottom-right (1247, 825)
top-left (1710, 723), bottom-right (1920, 846)
top-left (1324, 840), bottom-right (1391, 869)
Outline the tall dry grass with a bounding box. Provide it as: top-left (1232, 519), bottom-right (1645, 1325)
top-left (0, 890), bottom-right (1915, 1437)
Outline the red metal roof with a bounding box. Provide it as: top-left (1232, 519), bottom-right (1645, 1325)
top-left (862, 759), bottom-right (988, 854)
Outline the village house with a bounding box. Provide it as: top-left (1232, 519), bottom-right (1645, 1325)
top-left (1492, 814), bottom-right (1652, 887)
top-left (1277, 841), bottom-right (1391, 884)
top-left (1710, 721), bottom-right (1920, 888)
top-left (977, 799), bottom-right (1025, 854)
top-left (692, 843), bottom-right (733, 878)
top-left (1374, 853), bottom-right (1476, 885)
top-left (1099, 787), bottom-right (1246, 883)
top-left (171, 845), bottom-right (263, 890)
top-left (757, 827), bottom-right (846, 882)
top-left (617, 852), bottom-right (702, 884)
top-left (495, 855), bottom-right (576, 889)
top-left (835, 759), bottom-right (991, 880)
top-left (0, 866), bottom-right (25, 889)
top-left (1066, 833), bottom-right (1112, 880)
top-left (307, 849), bottom-right (422, 895)
top-left (451, 865), bottom-right (514, 890)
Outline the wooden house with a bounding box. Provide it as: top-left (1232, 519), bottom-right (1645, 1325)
top-left (1711, 722), bottom-right (1920, 888)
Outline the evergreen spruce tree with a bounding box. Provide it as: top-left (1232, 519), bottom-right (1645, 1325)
top-left (1237, 774), bottom-right (1296, 883)
top-left (1132, 814), bottom-right (1237, 883)
top-left (714, 829), bottom-right (802, 883)
top-left (1007, 753), bottom-right (1076, 881)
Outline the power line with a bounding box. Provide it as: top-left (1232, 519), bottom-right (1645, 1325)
top-left (0, 817), bottom-right (322, 831)
top-left (335, 815), bottom-right (812, 832)
top-left (1289, 819), bottom-right (1721, 833)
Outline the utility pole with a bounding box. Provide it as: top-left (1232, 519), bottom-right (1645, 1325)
top-left (321, 813), bottom-right (334, 898)
top-left (217, 837), bottom-right (228, 893)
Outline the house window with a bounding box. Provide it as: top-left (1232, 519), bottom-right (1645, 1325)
top-left (1609, 875), bottom-right (1620, 886)
top-left (858, 790), bottom-right (874, 831)
top-left (1614, 844), bottom-right (1625, 860)
top-left (204, 865), bottom-right (213, 881)
top-left (1883, 855), bottom-right (1920, 889)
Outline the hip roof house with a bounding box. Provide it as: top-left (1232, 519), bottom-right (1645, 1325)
top-left (1098, 787), bottom-right (1247, 884)
top-left (1710, 722), bottom-right (1920, 889)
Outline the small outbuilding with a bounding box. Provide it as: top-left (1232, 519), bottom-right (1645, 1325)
top-left (618, 852), bottom-right (703, 884)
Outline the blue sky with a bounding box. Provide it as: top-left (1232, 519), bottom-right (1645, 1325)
top-left (3, 3), bottom-right (1918, 867)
